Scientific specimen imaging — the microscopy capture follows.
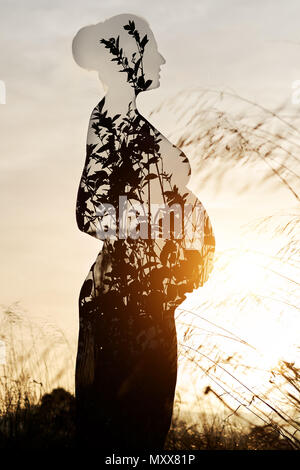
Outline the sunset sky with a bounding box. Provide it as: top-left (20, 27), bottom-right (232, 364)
top-left (1, 0), bottom-right (299, 336)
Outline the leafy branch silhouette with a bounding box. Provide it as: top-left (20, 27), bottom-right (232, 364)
top-left (77, 20), bottom-right (215, 318)
top-left (100, 19), bottom-right (152, 94)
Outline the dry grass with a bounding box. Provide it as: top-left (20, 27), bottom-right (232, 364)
top-left (0, 300), bottom-right (297, 450)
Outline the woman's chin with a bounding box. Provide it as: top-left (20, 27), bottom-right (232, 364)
top-left (148, 79), bottom-right (160, 91)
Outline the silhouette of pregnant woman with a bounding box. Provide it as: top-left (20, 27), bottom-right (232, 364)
top-left (72, 13), bottom-right (215, 449)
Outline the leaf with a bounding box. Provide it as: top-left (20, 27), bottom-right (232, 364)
top-left (126, 193), bottom-right (142, 202)
top-left (143, 173), bottom-right (158, 182)
top-left (134, 58), bottom-right (141, 75)
top-left (81, 279), bottom-right (93, 298)
top-left (142, 261), bottom-right (157, 270)
top-left (97, 143), bottom-right (111, 153)
top-left (137, 76), bottom-right (145, 88)
top-left (88, 170), bottom-right (108, 181)
top-left (140, 35), bottom-right (148, 49)
top-left (144, 80), bottom-right (152, 90)
top-left (167, 284), bottom-right (177, 300)
top-left (160, 240), bottom-right (176, 265)
top-left (204, 235), bottom-right (215, 246)
top-left (83, 222), bottom-right (90, 232)
top-left (148, 156), bottom-right (159, 165)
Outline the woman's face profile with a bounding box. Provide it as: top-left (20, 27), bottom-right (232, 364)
top-left (73, 14), bottom-right (166, 94)
top-left (143, 37), bottom-right (166, 90)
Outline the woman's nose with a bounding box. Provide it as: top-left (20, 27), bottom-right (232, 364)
top-left (159, 53), bottom-right (166, 65)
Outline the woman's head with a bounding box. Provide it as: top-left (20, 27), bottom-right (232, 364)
top-left (72, 13), bottom-right (165, 95)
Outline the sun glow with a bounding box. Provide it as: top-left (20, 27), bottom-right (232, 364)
top-left (175, 221), bottom-right (300, 430)
top-left (228, 252), bottom-right (267, 291)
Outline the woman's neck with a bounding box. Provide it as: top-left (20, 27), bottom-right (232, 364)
top-left (101, 87), bottom-right (138, 118)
